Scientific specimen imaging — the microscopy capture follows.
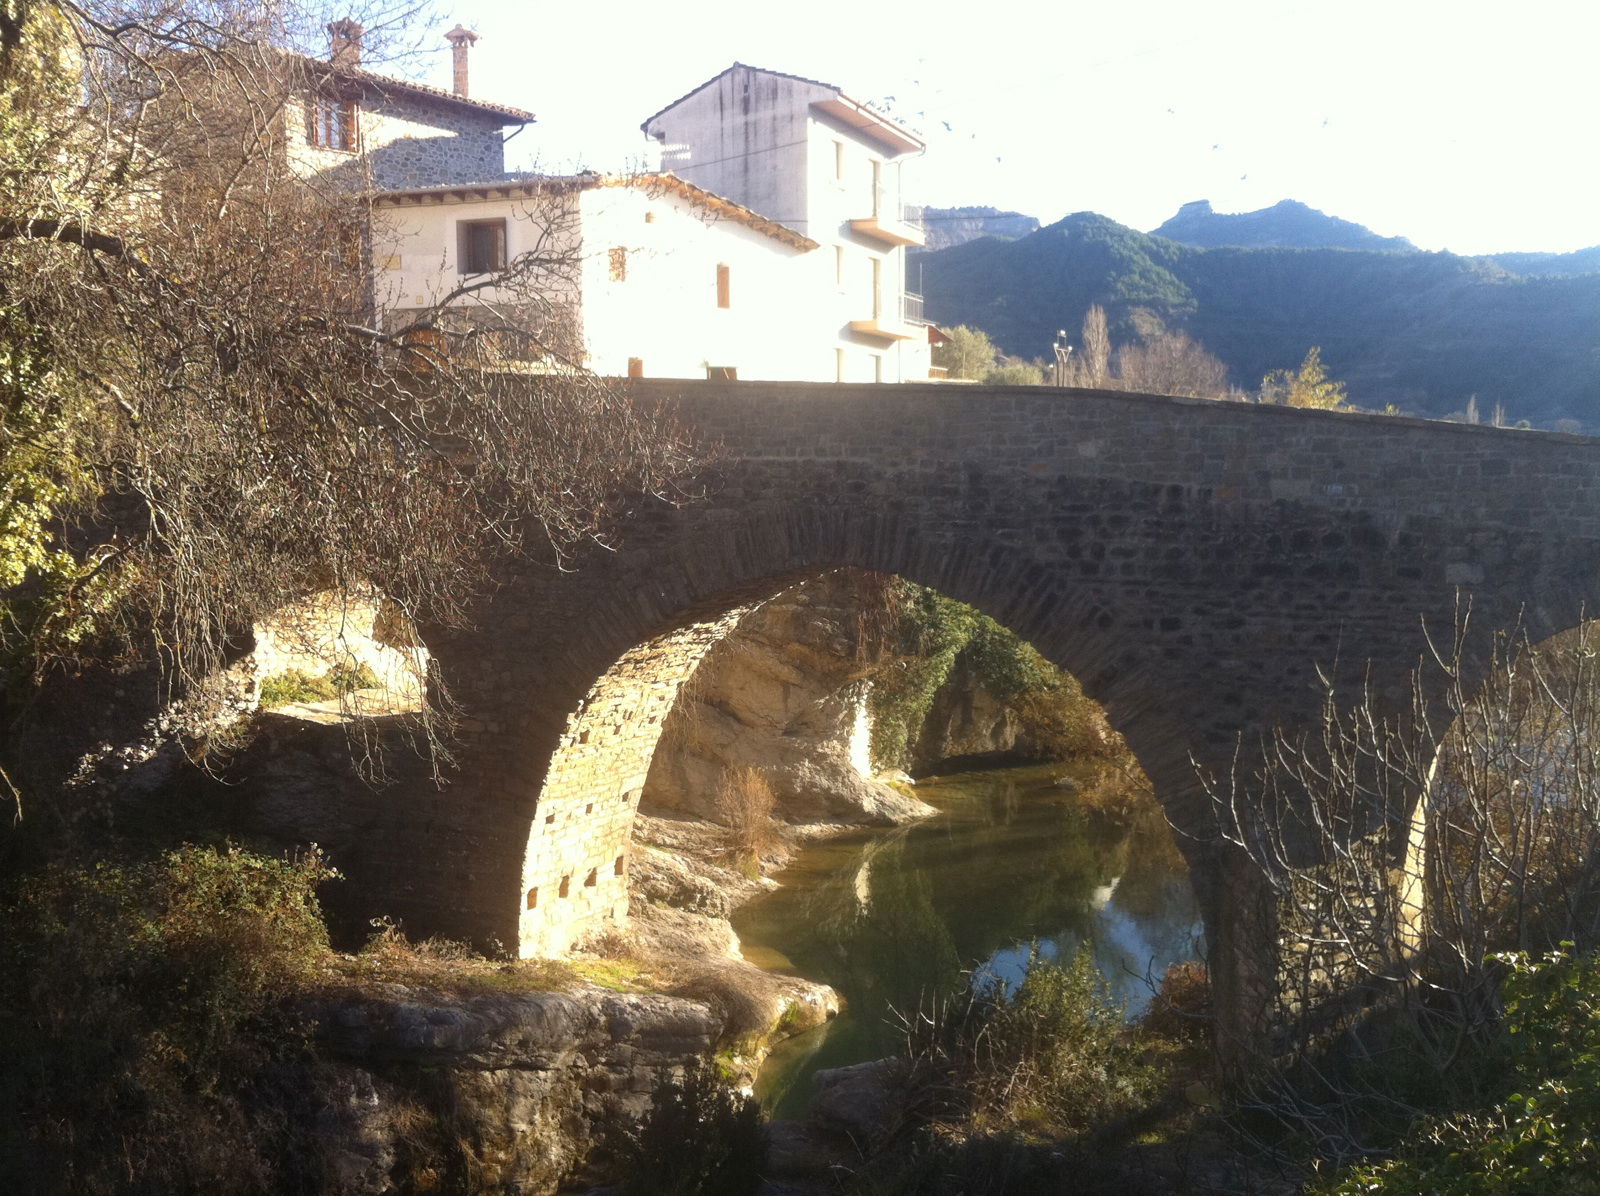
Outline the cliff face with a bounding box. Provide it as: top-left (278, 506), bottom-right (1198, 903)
top-left (293, 985), bottom-right (723, 1194)
top-left (642, 572), bottom-right (932, 826)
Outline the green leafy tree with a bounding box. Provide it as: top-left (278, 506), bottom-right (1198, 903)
top-left (934, 324), bottom-right (998, 380)
top-left (1258, 346), bottom-right (1350, 409)
top-left (983, 362), bottom-right (1044, 386)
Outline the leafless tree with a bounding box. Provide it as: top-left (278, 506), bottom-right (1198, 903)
top-left (0, 1), bottom-right (697, 793)
top-left (1080, 303), bottom-right (1111, 387)
top-left (1114, 330), bottom-right (1230, 399)
top-left (1200, 613), bottom-right (1600, 1164)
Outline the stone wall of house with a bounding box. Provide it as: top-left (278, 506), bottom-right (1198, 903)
top-left (287, 90), bottom-right (511, 191)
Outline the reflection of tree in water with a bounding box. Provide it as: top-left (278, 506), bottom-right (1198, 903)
top-left (741, 767), bottom-right (1203, 1107)
top-left (1100, 805), bottom-right (1190, 921)
top-left (846, 853), bottom-right (963, 1029)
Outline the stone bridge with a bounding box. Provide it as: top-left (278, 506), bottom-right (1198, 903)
top-left (274, 380), bottom-right (1600, 1052)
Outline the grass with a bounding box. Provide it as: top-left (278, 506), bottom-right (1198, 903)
top-left (323, 920), bottom-right (657, 996)
top-left (259, 661), bottom-right (381, 708)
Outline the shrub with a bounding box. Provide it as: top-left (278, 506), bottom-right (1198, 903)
top-left (259, 660), bottom-right (381, 707)
top-left (326, 659), bottom-right (380, 695)
top-left (0, 844), bottom-right (337, 1192)
top-left (1138, 960), bottom-right (1211, 1043)
top-left (902, 948), bottom-right (1162, 1139)
top-left (259, 667), bottom-right (336, 706)
top-left (1314, 948), bottom-right (1600, 1194)
top-left (971, 947), bottom-right (1160, 1134)
top-left (714, 765), bottom-right (776, 877)
top-left (617, 1063), bottom-right (764, 1196)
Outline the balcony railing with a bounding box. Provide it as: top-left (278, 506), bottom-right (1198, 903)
top-left (903, 291), bottom-right (925, 325)
top-left (850, 193), bottom-right (925, 248)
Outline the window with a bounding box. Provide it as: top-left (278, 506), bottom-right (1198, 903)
top-left (716, 263), bottom-right (730, 309)
top-left (306, 95), bottom-right (357, 151)
top-left (614, 855), bottom-right (625, 877)
top-left (609, 246), bottom-right (627, 281)
top-left (834, 245), bottom-right (846, 289)
top-left (835, 348), bottom-right (846, 383)
top-left (833, 139), bottom-right (845, 183)
top-left (559, 874), bottom-right (571, 899)
top-left (627, 357), bottom-right (644, 378)
top-left (873, 355), bottom-right (884, 383)
top-left (457, 218), bottom-right (506, 274)
top-left (525, 887), bottom-right (538, 910)
top-left (584, 867), bottom-right (598, 888)
top-left (706, 366), bottom-right (737, 381)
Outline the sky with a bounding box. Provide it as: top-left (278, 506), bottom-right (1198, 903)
top-left (412, 0), bottom-right (1598, 255)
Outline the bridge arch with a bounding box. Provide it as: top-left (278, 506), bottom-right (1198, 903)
top-left (488, 505), bottom-right (1208, 957)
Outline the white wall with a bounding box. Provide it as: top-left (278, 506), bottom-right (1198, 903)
top-left (646, 65), bottom-right (930, 382)
top-left (575, 185), bottom-right (821, 380)
top-left (645, 67), bottom-right (827, 238)
top-left (371, 183), bottom-right (825, 381)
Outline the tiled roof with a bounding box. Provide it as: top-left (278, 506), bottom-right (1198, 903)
top-left (371, 172), bottom-right (819, 251)
top-left (298, 55), bottom-right (534, 124)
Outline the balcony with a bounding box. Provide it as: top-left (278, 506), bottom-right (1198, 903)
top-left (850, 290), bottom-right (927, 342)
top-left (850, 194), bottom-right (925, 248)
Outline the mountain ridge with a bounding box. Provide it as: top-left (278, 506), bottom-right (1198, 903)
top-left (1149, 199), bottom-right (1417, 252)
top-left (919, 210), bottom-right (1599, 427)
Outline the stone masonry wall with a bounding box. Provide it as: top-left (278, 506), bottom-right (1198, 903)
top-left (287, 90), bottom-right (510, 191)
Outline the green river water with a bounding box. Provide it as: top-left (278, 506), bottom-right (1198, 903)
top-left (731, 763), bottom-right (1203, 1119)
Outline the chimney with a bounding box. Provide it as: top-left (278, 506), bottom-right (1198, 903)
top-left (328, 18), bottom-right (363, 69)
top-left (444, 24), bottom-right (478, 98)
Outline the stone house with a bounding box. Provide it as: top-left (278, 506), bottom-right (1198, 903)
top-left (286, 20), bottom-right (533, 192)
top-left (290, 25), bottom-right (933, 381)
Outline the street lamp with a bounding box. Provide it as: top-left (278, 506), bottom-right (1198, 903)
top-left (1052, 331), bottom-right (1074, 387)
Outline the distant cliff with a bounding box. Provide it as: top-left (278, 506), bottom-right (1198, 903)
top-left (917, 205), bottom-right (1041, 252)
top-left (1151, 199), bottom-right (1417, 252)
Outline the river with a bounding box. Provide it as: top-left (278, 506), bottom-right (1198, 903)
top-left (731, 763), bottom-right (1203, 1119)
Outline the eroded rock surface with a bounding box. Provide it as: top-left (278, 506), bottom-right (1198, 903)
top-left (643, 572), bottom-right (933, 827)
top-left (300, 985), bottom-right (723, 1194)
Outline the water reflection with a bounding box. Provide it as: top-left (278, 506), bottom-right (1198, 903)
top-left (732, 764), bottom-right (1203, 1119)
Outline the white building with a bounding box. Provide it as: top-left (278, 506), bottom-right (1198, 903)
top-left (372, 174), bottom-right (821, 381)
top-left (297, 29), bottom-right (934, 382)
top-left (642, 63), bottom-right (932, 383)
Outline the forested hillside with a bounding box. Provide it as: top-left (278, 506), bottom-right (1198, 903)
top-left (920, 213), bottom-right (1600, 426)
